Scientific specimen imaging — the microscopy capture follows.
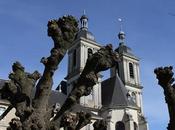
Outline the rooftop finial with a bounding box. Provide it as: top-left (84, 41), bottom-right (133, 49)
top-left (80, 10), bottom-right (88, 30)
top-left (117, 18), bottom-right (125, 43)
top-left (83, 9), bottom-right (86, 15)
top-left (118, 18), bottom-right (123, 32)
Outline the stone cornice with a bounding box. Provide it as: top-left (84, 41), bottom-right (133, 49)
top-left (125, 82), bottom-right (143, 89)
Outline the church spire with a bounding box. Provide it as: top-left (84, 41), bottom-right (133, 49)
top-left (118, 18), bottom-right (125, 45)
top-left (80, 10), bottom-right (88, 31)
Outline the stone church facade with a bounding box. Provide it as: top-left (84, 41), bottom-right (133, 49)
top-left (65, 14), bottom-right (149, 130)
top-left (0, 14), bottom-right (149, 130)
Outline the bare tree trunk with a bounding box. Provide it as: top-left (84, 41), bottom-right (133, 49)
top-left (52, 44), bottom-right (119, 129)
top-left (154, 66), bottom-right (175, 130)
top-left (1, 15), bottom-right (78, 130)
top-left (0, 15), bottom-right (118, 130)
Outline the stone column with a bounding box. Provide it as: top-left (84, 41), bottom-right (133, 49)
top-left (125, 110), bottom-right (134, 130)
top-left (125, 118), bottom-right (134, 130)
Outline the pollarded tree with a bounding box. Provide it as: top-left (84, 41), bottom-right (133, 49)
top-left (154, 66), bottom-right (175, 130)
top-left (0, 15), bottom-right (119, 130)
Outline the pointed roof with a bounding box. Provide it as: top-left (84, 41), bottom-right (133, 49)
top-left (115, 43), bottom-right (134, 56)
top-left (101, 75), bottom-right (137, 109)
top-left (75, 29), bottom-right (95, 41)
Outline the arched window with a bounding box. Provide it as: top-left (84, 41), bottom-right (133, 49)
top-left (73, 49), bottom-right (76, 67)
top-left (129, 63), bottom-right (134, 78)
top-left (88, 48), bottom-right (93, 58)
top-left (83, 21), bottom-right (85, 27)
top-left (134, 122), bottom-right (138, 130)
top-left (115, 121), bottom-right (125, 130)
top-left (132, 92), bottom-right (136, 103)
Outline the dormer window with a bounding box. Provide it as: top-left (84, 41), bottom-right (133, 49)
top-left (129, 63), bottom-right (134, 78)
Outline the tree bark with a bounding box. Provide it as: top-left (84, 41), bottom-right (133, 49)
top-left (0, 15), bottom-right (116, 130)
top-left (0, 15), bottom-right (78, 130)
top-left (154, 66), bottom-right (175, 130)
top-left (53, 44), bottom-right (119, 123)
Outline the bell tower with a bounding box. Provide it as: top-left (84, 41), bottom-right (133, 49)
top-left (110, 20), bottom-right (144, 113)
top-left (66, 13), bottom-right (102, 109)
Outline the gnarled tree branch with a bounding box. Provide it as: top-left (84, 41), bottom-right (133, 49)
top-left (0, 15), bottom-right (79, 130)
top-left (53, 44), bottom-right (119, 123)
top-left (154, 66), bottom-right (175, 130)
top-left (1, 61), bottom-right (40, 119)
top-left (0, 15), bottom-right (111, 130)
top-left (33, 16), bottom-right (78, 111)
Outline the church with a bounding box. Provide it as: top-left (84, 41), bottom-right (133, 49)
top-left (63, 14), bottom-right (149, 130)
top-left (0, 14), bottom-right (149, 130)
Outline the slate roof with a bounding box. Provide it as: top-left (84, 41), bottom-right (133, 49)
top-left (101, 75), bottom-right (137, 109)
top-left (115, 43), bottom-right (133, 55)
top-left (75, 29), bottom-right (95, 41)
top-left (115, 43), bottom-right (139, 60)
top-left (48, 90), bottom-right (67, 106)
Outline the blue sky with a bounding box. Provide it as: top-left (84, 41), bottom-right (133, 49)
top-left (0, 0), bottom-right (175, 129)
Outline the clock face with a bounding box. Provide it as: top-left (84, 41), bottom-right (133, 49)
top-left (0, 107), bottom-right (6, 116)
